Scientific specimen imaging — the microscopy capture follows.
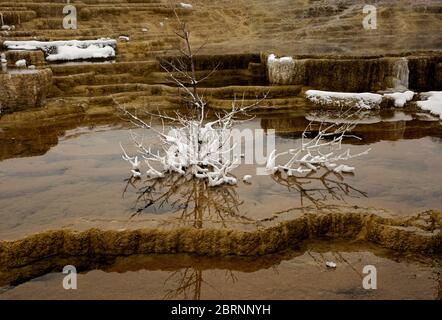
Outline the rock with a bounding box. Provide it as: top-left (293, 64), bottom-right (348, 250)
top-left (5, 50), bottom-right (45, 67)
top-left (15, 59), bottom-right (26, 67)
top-left (0, 68), bottom-right (52, 114)
top-left (265, 54), bottom-right (442, 91)
top-left (242, 175), bottom-right (252, 183)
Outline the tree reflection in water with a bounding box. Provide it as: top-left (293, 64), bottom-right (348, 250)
top-left (122, 168), bottom-right (368, 299)
top-left (162, 268), bottom-right (239, 300)
top-left (123, 173), bottom-right (253, 228)
top-left (271, 169), bottom-right (367, 209)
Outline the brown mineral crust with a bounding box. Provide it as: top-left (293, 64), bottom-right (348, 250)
top-left (1, 211), bottom-right (440, 271)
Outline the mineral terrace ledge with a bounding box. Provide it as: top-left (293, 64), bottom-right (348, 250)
top-left (0, 211), bottom-right (440, 271)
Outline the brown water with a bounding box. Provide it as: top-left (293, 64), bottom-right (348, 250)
top-left (0, 110), bottom-right (442, 240)
top-left (1, 241), bottom-right (440, 300)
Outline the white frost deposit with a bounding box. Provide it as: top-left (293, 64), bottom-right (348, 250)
top-left (15, 59), bottom-right (26, 67)
top-left (333, 164), bottom-right (355, 174)
top-left (3, 38), bottom-right (116, 62)
top-left (4, 39), bottom-right (116, 51)
top-left (180, 3), bottom-right (193, 9)
top-left (383, 90), bottom-right (415, 107)
top-left (305, 90), bottom-right (383, 109)
top-left (416, 92), bottom-right (442, 119)
top-left (267, 54), bottom-right (295, 84)
top-left (46, 44), bottom-right (115, 61)
top-left (242, 175), bottom-right (252, 184)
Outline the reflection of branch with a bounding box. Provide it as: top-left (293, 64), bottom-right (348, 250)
top-left (271, 169), bottom-right (367, 209)
top-left (123, 174), bottom-right (253, 228)
top-left (162, 267), bottom-right (237, 300)
top-left (163, 268), bottom-right (203, 300)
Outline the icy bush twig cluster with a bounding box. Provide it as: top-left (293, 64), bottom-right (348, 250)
top-left (120, 13), bottom-right (369, 187)
top-left (119, 101), bottom-right (261, 186)
top-left (266, 108), bottom-right (371, 176)
top-left (119, 9), bottom-right (266, 187)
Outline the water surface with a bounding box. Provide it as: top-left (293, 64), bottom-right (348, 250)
top-left (0, 110), bottom-right (441, 239)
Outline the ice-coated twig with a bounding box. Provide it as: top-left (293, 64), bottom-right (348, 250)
top-left (266, 108), bottom-right (371, 176)
top-left (117, 8), bottom-right (266, 187)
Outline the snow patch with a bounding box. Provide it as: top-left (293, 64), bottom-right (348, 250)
top-left (15, 59), bottom-right (26, 67)
top-left (4, 39), bottom-right (116, 62)
top-left (4, 39), bottom-right (116, 52)
top-left (242, 175), bottom-right (252, 184)
top-left (305, 90), bottom-right (383, 109)
top-left (383, 90), bottom-right (414, 107)
top-left (416, 92), bottom-right (442, 119)
top-left (1, 25), bottom-right (14, 31)
top-left (180, 3), bottom-right (193, 9)
top-left (46, 44), bottom-right (115, 61)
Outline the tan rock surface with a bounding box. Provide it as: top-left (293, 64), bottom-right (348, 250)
top-left (0, 68), bottom-right (52, 114)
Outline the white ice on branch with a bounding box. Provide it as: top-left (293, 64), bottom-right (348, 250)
top-left (266, 108), bottom-right (370, 176)
top-left (306, 90), bottom-right (383, 109)
top-left (120, 112), bottom-right (246, 186)
top-left (119, 11), bottom-right (269, 187)
top-left (416, 91), bottom-right (442, 119)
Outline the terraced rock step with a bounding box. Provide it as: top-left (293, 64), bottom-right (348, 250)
top-left (0, 209), bottom-right (440, 275)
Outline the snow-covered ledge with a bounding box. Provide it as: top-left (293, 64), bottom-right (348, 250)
top-left (3, 38), bottom-right (117, 62)
top-left (305, 89), bottom-right (416, 109)
top-left (305, 90), bottom-right (383, 109)
top-left (417, 92), bottom-right (442, 119)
